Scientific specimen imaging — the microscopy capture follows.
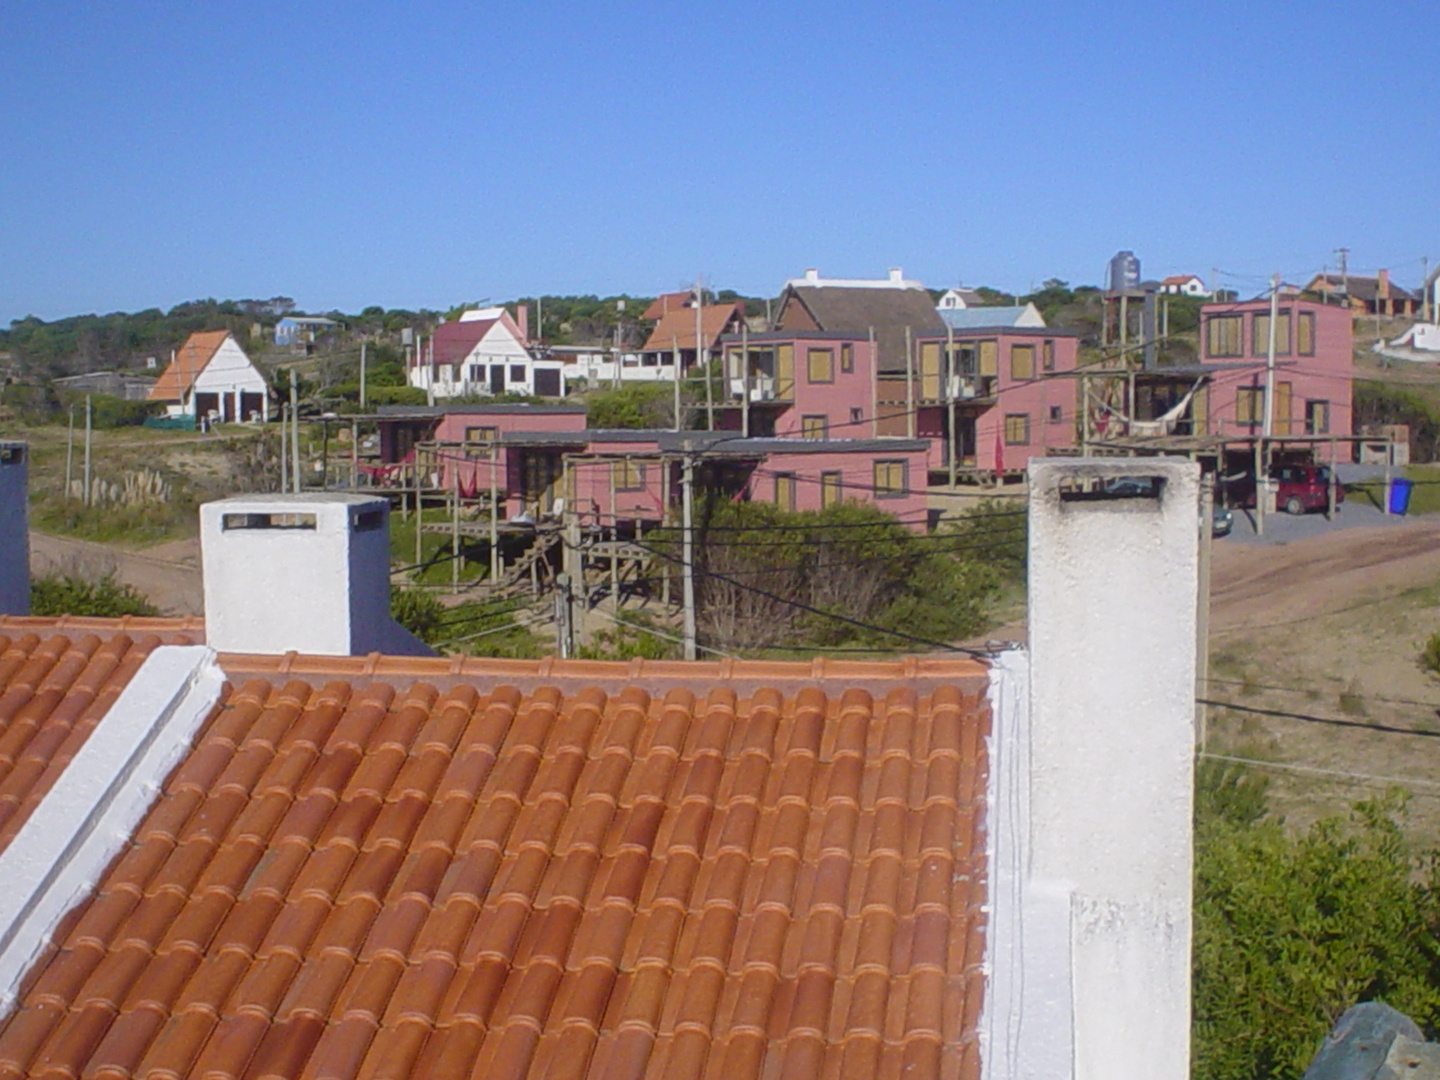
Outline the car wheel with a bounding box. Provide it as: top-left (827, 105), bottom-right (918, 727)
top-left (1285, 496), bottom-right (1305, 515)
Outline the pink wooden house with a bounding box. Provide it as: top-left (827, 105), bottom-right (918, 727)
top-left (1192, 298), bottom-right (1352, 440)
top-left (714, 331), bottom-right (878, 440)
top-left (882, 327), bottom-right (1080, 478)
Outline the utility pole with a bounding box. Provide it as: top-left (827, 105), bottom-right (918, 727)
top-left (904, 326), bottom-right (916, 439)
top-left (869, 327), bottom-right (878, 436)
top-left (289, 369), bottom-right (301, 493)
top-left (1255, 272), bottom-right (1280, 537)
top-left (672, 335), bottom-right (682, 432)
top-left (740, 321), bottom-right (750, 438)
top-left (280, 403), bottom-right (288, 493)
top-left (554, 573), bottom-right (574, 658)
top-left (65, 405), bottom-right (74, 502)
top-left (82, 396), bottom-right (92, 508)
top-left (681, 448), bottom-right (697, 660)
top-left (1336, 248), bottom-right (1350, 301)
top-left (1196, 474), bottom-right (1214, 749)
top-left (947, 321), bottom-right (957, 488)
top-left (359, 340), bottom-right (367, 410)
top-left (489, 443), bottom-right (500, 582)
top-left (696, 279), bottom-right (713, 430)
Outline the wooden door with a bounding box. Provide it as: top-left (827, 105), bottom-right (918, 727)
top-left (1274, 381), bottom-right (1293, 435)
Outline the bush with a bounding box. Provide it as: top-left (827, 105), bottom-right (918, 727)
top-left (1421, 632), bottom-right (1440, 677)
top-left (587, 383), bottom-right (674, 429)
top-left (363, 385), bottom-right (428, 406)
top-left (30, 572), bottom-right (159, 617)
top-left (390, 587), bottom-right (443, 642)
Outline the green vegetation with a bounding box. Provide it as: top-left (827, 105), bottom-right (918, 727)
top-left (1347, 465), bottom-right (1440, 515)
top-left (1356, 382), bottom-right (1440, 463)
top-left (649, 499), bottom-right (1005, 654)
top-left (390, 586), bottom-right (544, 657)
top-left (1422, 632), bottom-right (1440, 677)
top-left (578, 612), bottom-right (681, 661)
top-left (586, 383), bottom-right (675, 429)
top-left (1194, 763), bottom-right (1440, 1080)
top-left (30, 571), bottom-right (159, 617)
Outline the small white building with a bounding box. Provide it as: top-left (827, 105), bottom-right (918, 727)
top-left (937, 286), bottom-right (988, 309)
top-left (147, 331), bottom-right (269, 422)
top-left (409, 307), bottom-right (567, 398)
top-left (1159, 274), bottom-right (1210, 297)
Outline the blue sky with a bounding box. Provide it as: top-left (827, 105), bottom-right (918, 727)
top-left (2, 0), bottom-right (1436, 322)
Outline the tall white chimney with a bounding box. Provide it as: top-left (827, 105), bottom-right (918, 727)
top-left (0, 443), bottom-right (28, 616)
top-left (200, 494), bottom-right (431, 656)
top-left (983, 458), bottom-right (1198, 1080)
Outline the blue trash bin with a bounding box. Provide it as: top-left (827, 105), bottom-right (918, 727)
top-left (1389, 477), bottom-right (1414, 515)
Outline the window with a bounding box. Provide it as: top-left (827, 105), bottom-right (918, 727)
top-left (840, 343), bottom-right (854, 373)
top-left (1010, 344), bottom-right (1035, 381)
top-left (1003, 413), bottom-right (1030, 445)
top-left (1306, 399), bottom-right (1330, 435)
top-left (850, 407), bottom-right (864, 424)
top-left (801, 415), bottom-right (828, 439)
top-left (1048, 405), bottom-right (1064, 423)
top-left (613, 459), bottom-right (646, 491)
top-left (1251, 311), bottom-right (1291, 356)
top-left (1206, 315), bottom-right (1244, 358)
top-left (468, 364), bottom-right (483, 383)
top-left (464, 425), bottom-right (499, 444)
top-left (1297, 311), bottom-right (1316, 355)
top-left (774, 472), bottom-right (797, 511)
top-left (807, 348), bottom-right (834, 383)
top-left (873, 460), bottom-right (908, 498)
top-left (978, 340), bottom-right (999, 376)
top-left (1236, 386), bottom-right (1263, 426)
top-left (509, 364), bottom-right (526, 382)
top-left (821, 471), bottom-right (843, 508)
top-left (1042, 340), bottom-right (1056, 371)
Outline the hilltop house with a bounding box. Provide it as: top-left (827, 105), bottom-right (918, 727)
top-left (0, 452), bottom-right (1200, 1080)
top-left (274, 316), bottom-right (338, 347)
top-left (147, 330), bottom-right (269, 423)
top-left (638, 301), bottom-right (745, 371)
top-left (408, 308), bottom-right (566, 399)
top-left (1305, 271), bottom-right (1419, 316)
top-left (771, 268), bottom-right (946, 379)
top-left (1159, 274), bottom-right (1209, 297)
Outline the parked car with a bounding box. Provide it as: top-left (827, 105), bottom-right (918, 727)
top-left (1211, 504), bottom-right (1234, 536)
top-left (1225, 465), bottom-right (1343, 515)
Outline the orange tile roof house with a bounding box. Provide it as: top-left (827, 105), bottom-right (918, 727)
top-left (0, 454), bottom-right (1200, 1080)
top-left (148, 332), bottom-right (270, 424)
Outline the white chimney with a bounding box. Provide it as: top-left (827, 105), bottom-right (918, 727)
top-left (200, 494), bottom-right (430, 656)
top-left (888, 267), bottom-right (904, 283)
top-left (0, 443), bottom-right (28, 616)
top-left (804, 268), bottom-right (819, 282)
top-left (984, 459), bottom-right (1198, 1080)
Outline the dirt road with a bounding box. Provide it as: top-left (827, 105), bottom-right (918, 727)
top-left (29, 532), bottom-right (202, 616)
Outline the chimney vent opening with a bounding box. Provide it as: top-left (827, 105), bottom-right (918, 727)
top-left (222, 512), bottom-right (317, 531)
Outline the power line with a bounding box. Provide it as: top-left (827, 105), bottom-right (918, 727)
top-left (1198, 751), bottom-right (1440, 794)
top-left (1202, 676), bottom-right (1440, 712)
top-left (1197, 697), bottom-right (1440, 740)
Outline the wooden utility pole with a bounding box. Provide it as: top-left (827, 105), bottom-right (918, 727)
top-left (947, 322), bottom-right (957, 488)
top-left (289, 369), bottom-right (301, 493)
top-left (451, 475), bottom-right (461, 594)
top-left (65, 406), bottom-right (74, 502)
top-left (359, 341), bottom-right (367, 410)
top-left (350, 419), bottom-right (359, 489)
top-left (489, 444), bottom-right (500, 581)
top-left (608, 463), bottom-right (619, 608)
top-left (1256, 272), bottom-right (1280, 535)
top-left (869, 327), bottom-right (878, 436)
top-left (904, 326), bottom-right (916, 439)
top-left (82, 396), bottom-right (92, 507)
top-left (681, 449), bottom-right (697, 660)
top-left (741, 322), bottom-right (750, 438)
top-left (280, 404), bottom-right (288, 493)
top-left (697, 281), bottom-right (713, 430)
top-left (672, 335), bottom-right (682, 432)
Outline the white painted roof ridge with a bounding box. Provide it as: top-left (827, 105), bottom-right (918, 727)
top-left (0, 645), bottom-right (225, 1015)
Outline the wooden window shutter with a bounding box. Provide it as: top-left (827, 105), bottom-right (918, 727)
top-left (978, 340), bottom-right (998, 376)
top-left (920, 342), bottom-right (941, 399)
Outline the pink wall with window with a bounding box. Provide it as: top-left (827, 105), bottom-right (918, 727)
top-left (716, 333), bottom-right (877, 439)
top-left (431, 406), bottom-right (587, 443)
top-left (1197, 299), bottom-right (1352, 441)
top-left (745, 444), bottom-right (930, 529)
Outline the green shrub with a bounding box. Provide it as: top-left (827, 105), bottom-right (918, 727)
top-left (30, 572), bottom-right (159, 617)
top-left (1422, 632), bottom-right (1440, 676)
top-left (586, 383), bottom-right (674, 429)
top-left (390, 587), bottom-right (443, 642)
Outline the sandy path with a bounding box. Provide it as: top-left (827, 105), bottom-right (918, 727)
top-left (29, 531), bottom-right (202, 616)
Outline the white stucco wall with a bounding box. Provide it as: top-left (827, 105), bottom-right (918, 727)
top-left (0, 645), bottom-right (224, 1014)
top-left (0, 444), bottom-right (28, 615)
top-left (194, 338), bottom-right (268, 402)
top-left (201, 494), bottom-right (430, 656)
top-left (986, 458), bottom-right (1198, 1080)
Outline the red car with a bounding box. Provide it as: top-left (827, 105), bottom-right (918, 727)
top-left (1227, 465), bottom-right (1343, 515)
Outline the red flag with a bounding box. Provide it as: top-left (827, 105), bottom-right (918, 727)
top-left (994, 421), bottom-right (1005, 476)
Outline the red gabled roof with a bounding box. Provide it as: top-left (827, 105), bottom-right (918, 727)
top-left (641, 292), bottom-right (694, 321)
top-left (426, 321), bottom-right (495, 366)
top-left (148, 331), bottom-right (233, 402)
top-left (1161, 275), bottom-right (1201, 286)
top-left (640, 303), bottom-right (744, 353)
top-left (0, 643), bottom-right (991, 1080)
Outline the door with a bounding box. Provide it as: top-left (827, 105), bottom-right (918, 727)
top-left (194, 392), bottom-right (218, 419)
top-left (222, 391), bottom-right (236, 423)
top-left (820, 471), bottom-right (842, 508)
top-left (1274, 381), bottom-right (1293, 435)
top-left (774, 473), bottom-right (796, 511)
top-left (240, 391), bottom-right (264, 421)
top-left (534, 369), bottom-right (561, 396)
top-left (490, 365), bottom-right (506, 394)
top-left (521, 451), bottom-right (562, 514)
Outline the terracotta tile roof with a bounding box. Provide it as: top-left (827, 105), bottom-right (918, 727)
top-left (0, 631), bottom-right (180, 858)
top-left (641, 292), bottom-right (694, 321)
top-left (640, 304), bottom-right (744, 354)
top-left (0, 654), bottom-right (990, 1080)
top-left (148, 332), bottom-right (232, 403)
top-left (0, 617), bottom-right (206, 644)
